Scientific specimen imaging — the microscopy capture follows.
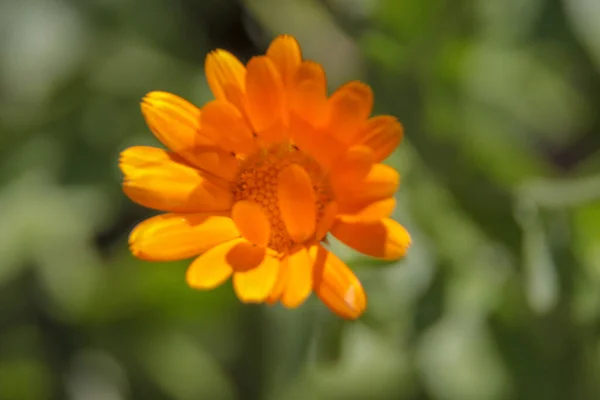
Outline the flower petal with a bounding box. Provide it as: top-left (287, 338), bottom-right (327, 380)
top-left (353, 116), bottom-right (403, 162)
top-left (290, 61), bottom-right (327, 124)
top-left (335, 163), bottom-right (400, 209)
top-left (129, 213), bottom-right (240, 261)
top-left (141, 91), bottom-right (206, 149)
top-left (281, 246), bottom-right (312, 308)
top-left (278, 164), bottom-right (316, 243)
top-left (331, 218), bottom-right (411, 260)
top-left (142, 92), bottom-right (239, 180)
top-left (288, 113), bottom-right (344, 170)
top-left (120, 146), bottom-right (233, 212)
top-left (315, 201), bottom-right (338, 241)
top-left (231, 200), bottom-right (271, 247)
top-left (266, 34), bottom-right (302, 88)
top-left (323, 81), bottom-right (373, 143)
top-left (309, 244), bottom-right (366, 319)
top-left (205, 49), bottom-right (246, 107)
top-left (330, 146), bottom-right (375, 189)
top-left (337, 197), bottom-right (396, 223)
top-left (200, 100), bottom-right (257, 155)
top-left (186, 238), bottom-right (244, 290)
top-left (233, 252), bottom-right (280, 302)
top-left (245, 56), bottom-right (286, 135)
top-left (266, 260), bottom-right (288, 304)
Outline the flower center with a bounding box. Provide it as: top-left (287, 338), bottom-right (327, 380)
top-left (232, 144), bottom-right (333, 253)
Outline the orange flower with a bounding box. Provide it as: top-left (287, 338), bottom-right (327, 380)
top-left (120, 35), bottom-right (411, 319)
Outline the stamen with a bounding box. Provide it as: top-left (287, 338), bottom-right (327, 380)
top-left (232, 143), bottom-right (333, 252)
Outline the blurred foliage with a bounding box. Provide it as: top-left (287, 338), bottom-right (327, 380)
top-left (1, 0), bottom-right (600, 399)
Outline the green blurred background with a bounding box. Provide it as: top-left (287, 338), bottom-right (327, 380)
top-left (2, 0), bottom-right (600, 399)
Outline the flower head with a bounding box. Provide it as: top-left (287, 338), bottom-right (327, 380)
top-left (120, 35), bottom-right (411, 319)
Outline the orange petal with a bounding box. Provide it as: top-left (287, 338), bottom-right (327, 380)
top-left (200, 100), bottom-right (257, 155)
top-left (290, 61), bottom-right (327, 124)
top-left (353, 116), bottom-right (403, 162)
top-left (266, 35), bottom-right (302, 88)
top-left (309, 244), bottom-right (366, 319)
top-left (281, 246), bottom-right (312, 308)
top-left (177, 149), bottom-right (240, 182)
top-left (315, 201), bottom-right (338, 241)
top-left (338, 197), bottom-right (396, 223)
top-left (245, 56), bottom-right (286, 134)
top-left (233, 252), bottom-right (280, 302)
top-left (288, 113), bottom-right (345, 171)
top-left (186, 238), bottom-right (244, 290)
top-left (129, 213), bottom-right (240, 261)
top-left (330, 146), bottom-right (375, 189)
top-left (205, 49), bottom-right (246, 107)
top-left (225, 241), bottom-right (267, 271)
top-left (277, 164), bottom-right (316, 243)
top-left (331, 218), bottom-right (411, 260)
top-left (335, 163), bottom-right (400, 209)
top-left (231, 200), bottom-right (271, 247)
top-left (323, 81), bottom-right (373, 143)
top-left (120, 146), bottom-right (233, 212)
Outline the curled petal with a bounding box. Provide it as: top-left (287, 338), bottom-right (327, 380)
top-left (309, 244), bottom-right (366, 319)
top-left (231, 201), bottom-right (271, 247)
top-left (278, 164), bottom-right (316, 243)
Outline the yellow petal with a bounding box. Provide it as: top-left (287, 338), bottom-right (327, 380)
top-left (245, 56), bottom-right (286, 134)
top-left (186, 238), bottom-right (244, 290)
top-left (338, 197), bottom-right (396, 223)
top-left (141, 92), bottom-right (239, 180)
top-left (290, 61), bottom-right (327, 124)
top-left (335, 163), bottom-right (400, 209)
top-left (323, 81), bottom-right (373, 143)
top-left (231, 200), bottom-right (271, 247)
top-left (315, 201), bottom-right (338, 241)
top-left (129, 213), bottom-right (240, 261)
top-left (205, 49), bottom-right (246, 107)
top-left (331, 218), bottom-right (411, 260)
top-left (200, 100), bottom-right (257, 155)
top-left (120, 146), bottom-right (233, 212)
top-left (309, 244), bottom-right (366, 319)
top-left (266, 34), bottom-right (302, 88)
top-left (288, 113), bottom-right (344, 171)
top-left (266, 257), bottom-right (289, 304)
top-left (353, 116), bottom-right (403, 162)
top-left (277, 164), bottom-right (316, 243)
top-left (141, 91), bottom-right (206, 149)
top-left (233, 252), bottom-right (280, 302)
top-left (281, 246), bottom-right (312, 308)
